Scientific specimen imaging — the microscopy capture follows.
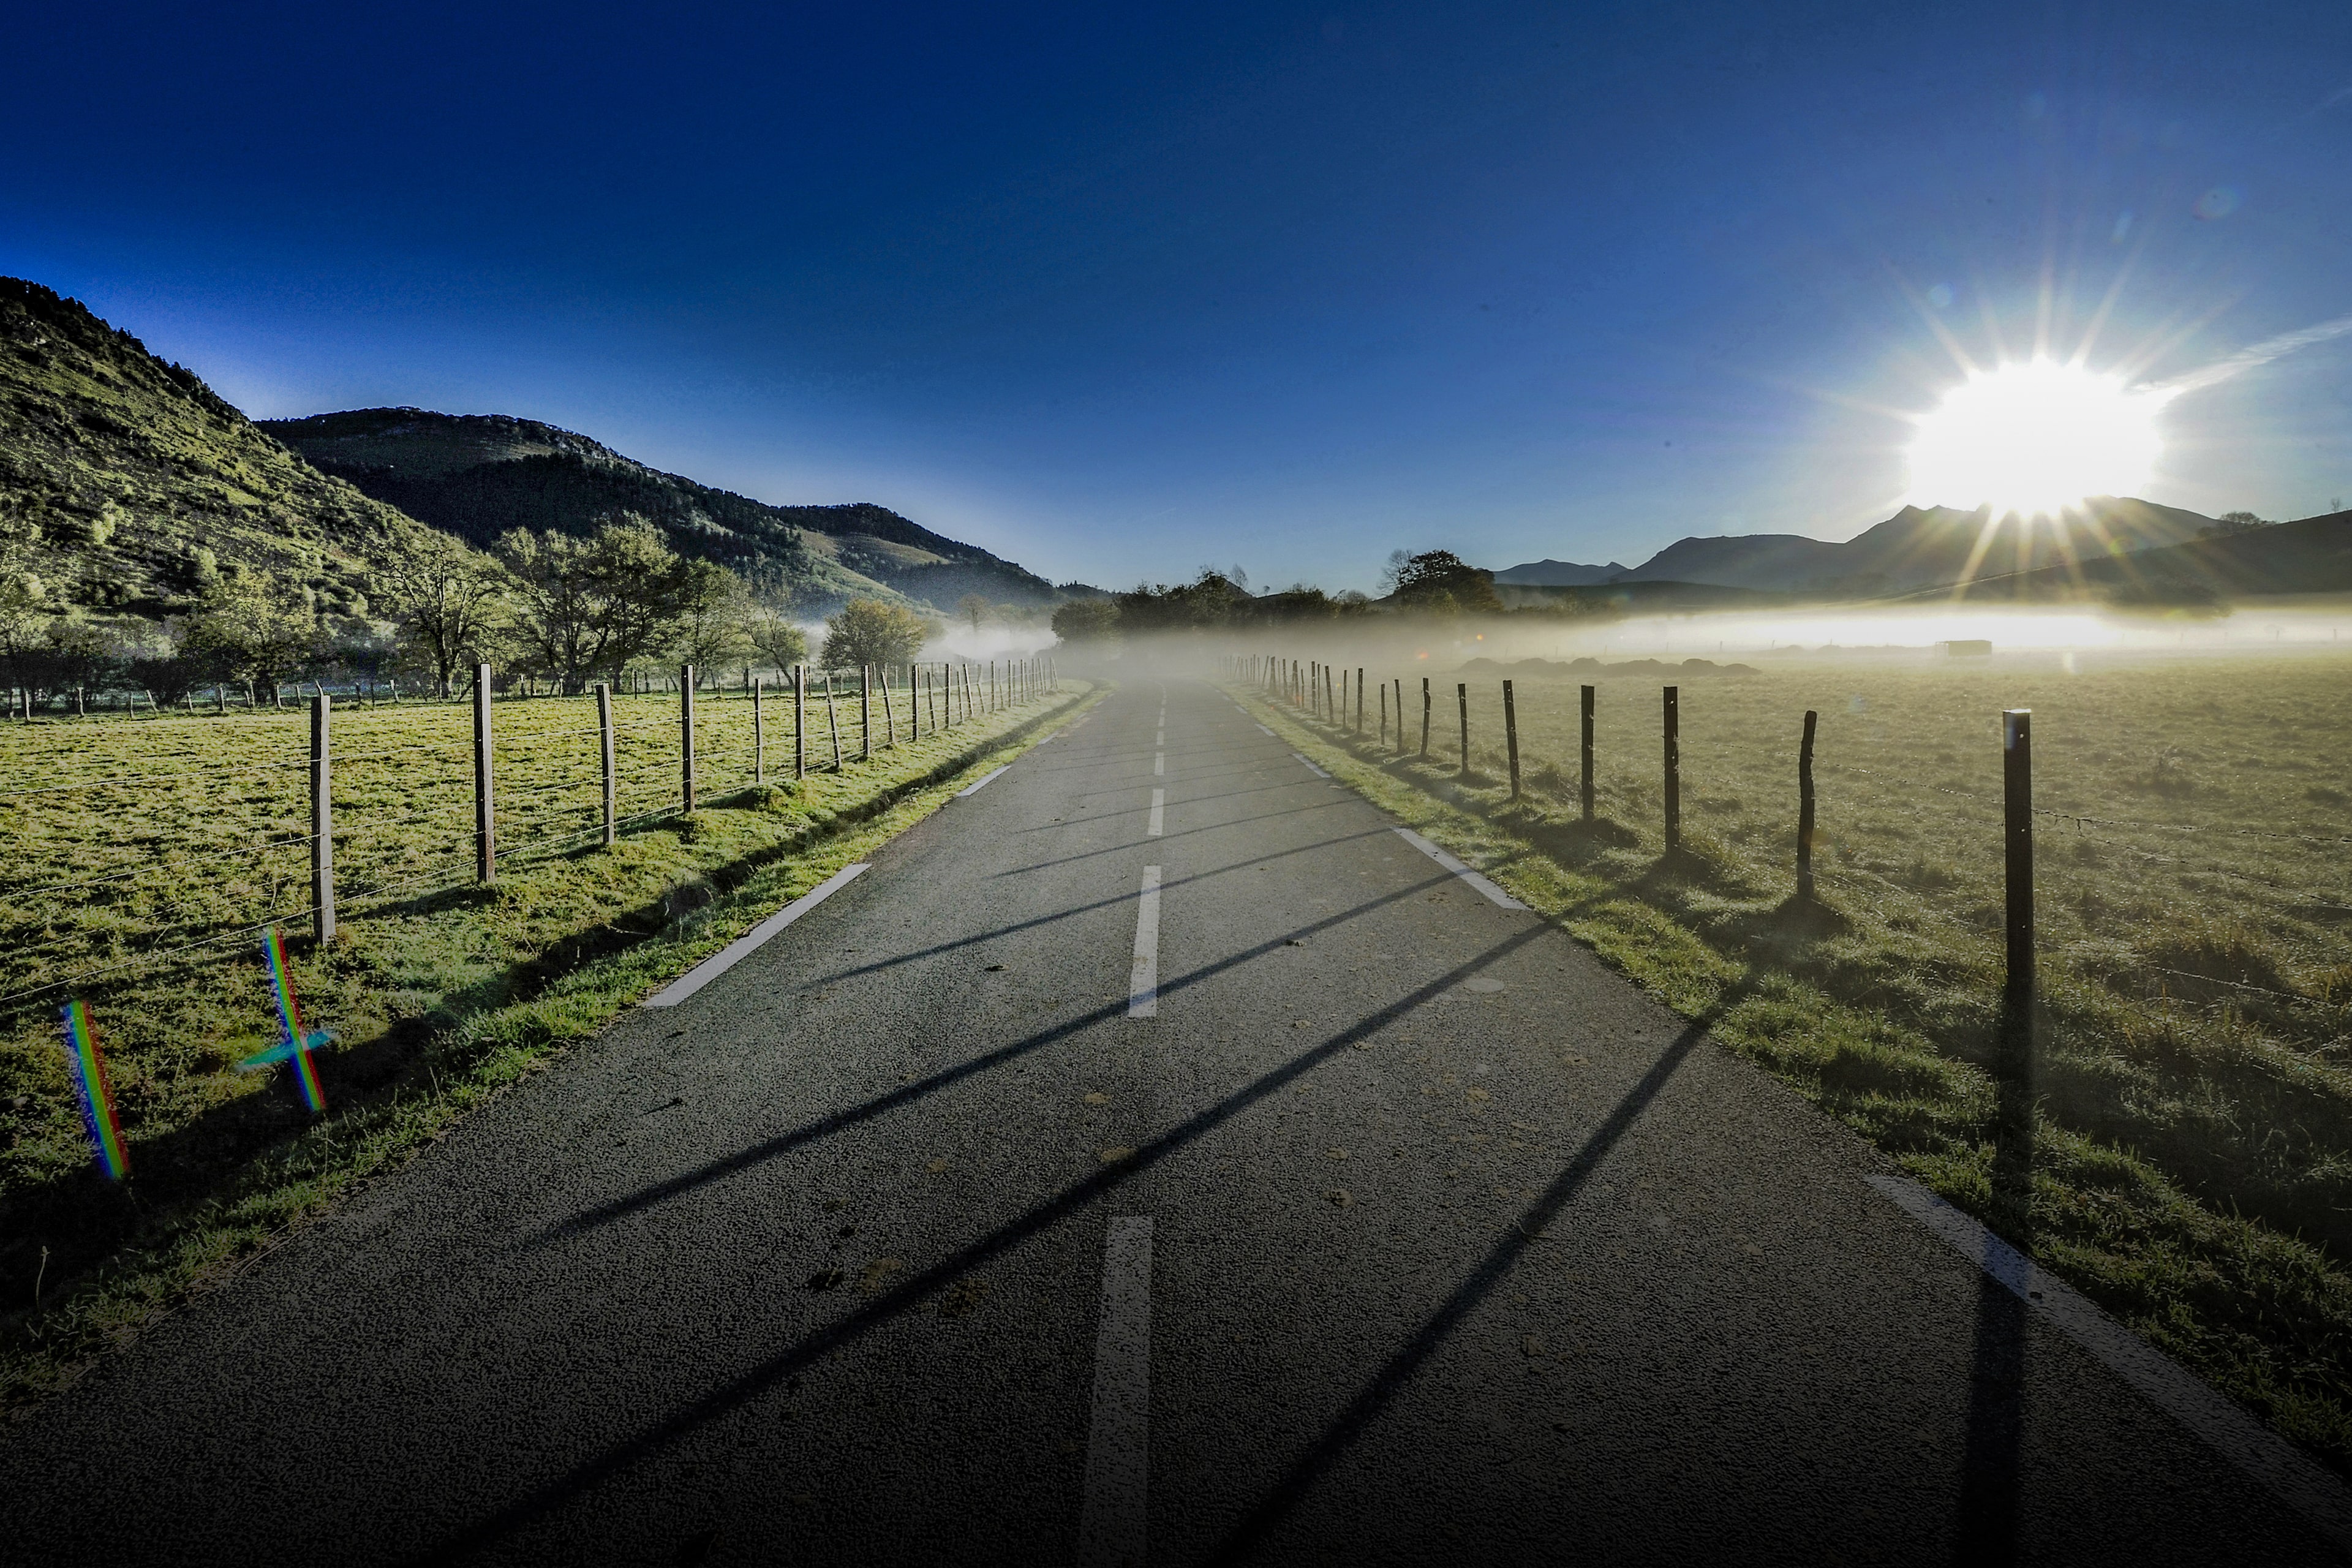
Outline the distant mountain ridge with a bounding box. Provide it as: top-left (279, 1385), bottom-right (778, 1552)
top-left (1498, 497), bottom-right (2223, 598)
top-left (1492, 557), bottom-right (1628, 586)
top-left (260, 407), bottom-right (1057, 613)
top-left (1931, 509), bottom-right (2352, 603)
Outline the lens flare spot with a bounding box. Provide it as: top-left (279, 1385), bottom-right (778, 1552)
top-left (1905, 358), bottom-right (2164, 516)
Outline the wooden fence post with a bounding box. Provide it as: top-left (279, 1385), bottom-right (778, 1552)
top-left (826, 671), bottom-right (843, 767)
top-left (1662, 685), bottom-right (1680, 853)
top-left (597, 682), bottom-right (617, 845)
top-left (680, 665), bottom-right (697, 811)
top-left (1503, 680), bottom-right (1520, 800)
top-left (1797, 709), bottom-right (1818, 900)
top-left (794, 664), bottom-right (807, 780)
top-left (1324, 664), bottom-right (1335, 723)
top-left (1356, 667), bottom-right (1364, 733)
top-left (473, 663), bottom-right (495, 883)
top-left (1580, 684), bottom-right (1596, 823)
top-left (312, 693), bottom-right (334, 944)
top-left (1393, 679), bottom-right (1403, 753)
top-left (880, 665), bottom-right (896, 747)
top-left (754, 677), bottom-right (766, 782)
top-left (2003, 709), bottom-right (2034, 1021)
top-left (861, 665), bottom-right (873, 761)
top-left (1457, 682), bottom-right (1470, 774)
top-left (1420, 677), bottom-right (1430, 758)
top-left (1379, 680), bottom-right (1388, 747)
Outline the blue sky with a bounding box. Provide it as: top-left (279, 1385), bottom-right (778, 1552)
top-left (4, 2), bottom-right (2347, 590)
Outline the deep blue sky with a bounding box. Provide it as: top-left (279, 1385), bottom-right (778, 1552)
top-left (6, 2), bottom-right (2348, 590)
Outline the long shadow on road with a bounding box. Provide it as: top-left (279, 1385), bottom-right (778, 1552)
top-left (428, 920), bottom-right (1560, 1563)
top-left (521, 854), bottom-right (1452, 1249)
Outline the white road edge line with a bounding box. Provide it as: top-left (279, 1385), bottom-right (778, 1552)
top-left (1077, 1216), bottom-right (1154, 1568)
top-left (1147, 789), bottom-right (1164, 837)
top-left (1866, 1173), bottom-right (2352, 1550)
top-left (957, 764), bottom-right (1012, 796)
top-left (1128, 865), bottom-right (1161, 1018)
top-left (641, 864), bottom-right (870, 1009)
top-left (1291, 752), bottom-right (1330, 780)
top-left (1392, 827), bottom-right (1525, 910)
top-left (1253, 723), bottom-right (1274, 737)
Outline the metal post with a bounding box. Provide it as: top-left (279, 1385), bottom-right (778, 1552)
top-left (311, 693), bottom-right (334, 944)
top-left (1797, 709), bottom-right (1818, 900)
top-left (680, 665), bottom-right (696, 811)
top-left (1504, 680), bottom-right (1521, 800)
top-left (473, 664), bottom-right (495, 883)
top-left (597, 682), bottom-right (617, 846)
top-left (1580, 685), bottom-right (1596, 823)
top-left (1663, 685), bottom-right (1680, 853)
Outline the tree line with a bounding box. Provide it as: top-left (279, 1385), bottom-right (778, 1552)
top-left (0, 512), bottom-right (944, 710)
top-left (1049, 550), bottom-right (1509, 642)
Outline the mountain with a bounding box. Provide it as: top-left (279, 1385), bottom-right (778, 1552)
top-left (1613, 498), bottom-right (2217, 595)
top-left (0, 279), bottom-right (458, 624)
top-left (1492, 557), bottom-right (1628, 586)
top-left (260, 409), bottom-right (1057, 614)
top-left (1926, 510), bottom-right (2352, 603)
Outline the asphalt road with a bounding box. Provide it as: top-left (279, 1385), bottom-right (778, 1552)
top-left (2, 679), bottom-right (2339, 1566)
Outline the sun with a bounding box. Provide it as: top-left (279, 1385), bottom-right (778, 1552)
top-left (1905, 358), bottom-right (2165, 516)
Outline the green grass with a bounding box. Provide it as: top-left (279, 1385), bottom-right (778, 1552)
top-left (1239, 652), bottom-right (2352, 1472)
top-left (0, 676), bottom-right (1101, 1419)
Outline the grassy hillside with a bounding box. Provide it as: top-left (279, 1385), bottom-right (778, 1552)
top-left (261, 408), bottom-right (1061, 615)
top-left (0, 280), bottom-right (455, 625)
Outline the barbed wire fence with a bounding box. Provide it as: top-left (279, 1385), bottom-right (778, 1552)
top-left (1, 656), bottom-right (1059, 1027)
top-left (1226, 651), bottom-right (2352, 1030)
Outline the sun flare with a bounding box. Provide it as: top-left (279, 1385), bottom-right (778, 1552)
top-left (1905, 358), bottom-right (2165, 516)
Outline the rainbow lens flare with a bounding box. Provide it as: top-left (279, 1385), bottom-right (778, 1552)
top-left (238, 927), bottom-right (331, 1114)
top-left (59, 999), bottom-right (130, 1180)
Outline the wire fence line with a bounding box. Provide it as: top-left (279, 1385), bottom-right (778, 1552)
top-left (3, 657), bottom-right (1060, 1019)
top-left (1229, 652), bottom-right (2352, 1021)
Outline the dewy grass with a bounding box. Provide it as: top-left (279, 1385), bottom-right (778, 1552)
top-left (0, 679), bottom-right (1101, 1420)
top-left (1233, 654), bottom-right (2352, 1474)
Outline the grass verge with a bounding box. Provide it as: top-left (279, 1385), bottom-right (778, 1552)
top-left (1235, 678), bottom-right (2352, 1476)
top-left (0, 682), bottom-right (1104, 1422)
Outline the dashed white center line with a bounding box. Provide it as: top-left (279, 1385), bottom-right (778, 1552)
top-left (1153, 752), bottom-right (1164, 776)
top-left (1127, 865), bottom-right (1161, 1018)
top-left (1078, 1216), bottom-right (1154, 1568)
top-left (1147, 788), bottom-right (1164, 837)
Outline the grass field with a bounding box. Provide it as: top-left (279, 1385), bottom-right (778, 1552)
top-left (1245, 650), bottom-right (2352, 1471)
top-left (0, 669), bottom-right (1090, 1416)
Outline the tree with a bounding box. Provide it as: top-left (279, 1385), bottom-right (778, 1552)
top-left (746, 605), bottom-right (810, 674)
top-left (1050, 599), bottom-right (1120, 642)
top-left (497, 517), bottom-right (692, 692)
top-left (956, 593), bottom-right (992, 634)
top-left (1385, 549), bottom-right (1502, 614)
top-left (670, 559), bottom-right (754, 684)
top-left (183, 572), bottom-right (318, 692)
top-left (2202, 510), bottom-right (2274, 538)
top-left (380, 533), bottom-right (507, 697)
top-left (820, 598), bottom-right (929, 670)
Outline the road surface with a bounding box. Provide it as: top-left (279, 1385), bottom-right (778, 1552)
top-left (2, 680), bottom-right (2339, 1565)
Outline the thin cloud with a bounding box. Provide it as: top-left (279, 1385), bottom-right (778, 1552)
top-left (2139, 314), bottom-right (2352, 401)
